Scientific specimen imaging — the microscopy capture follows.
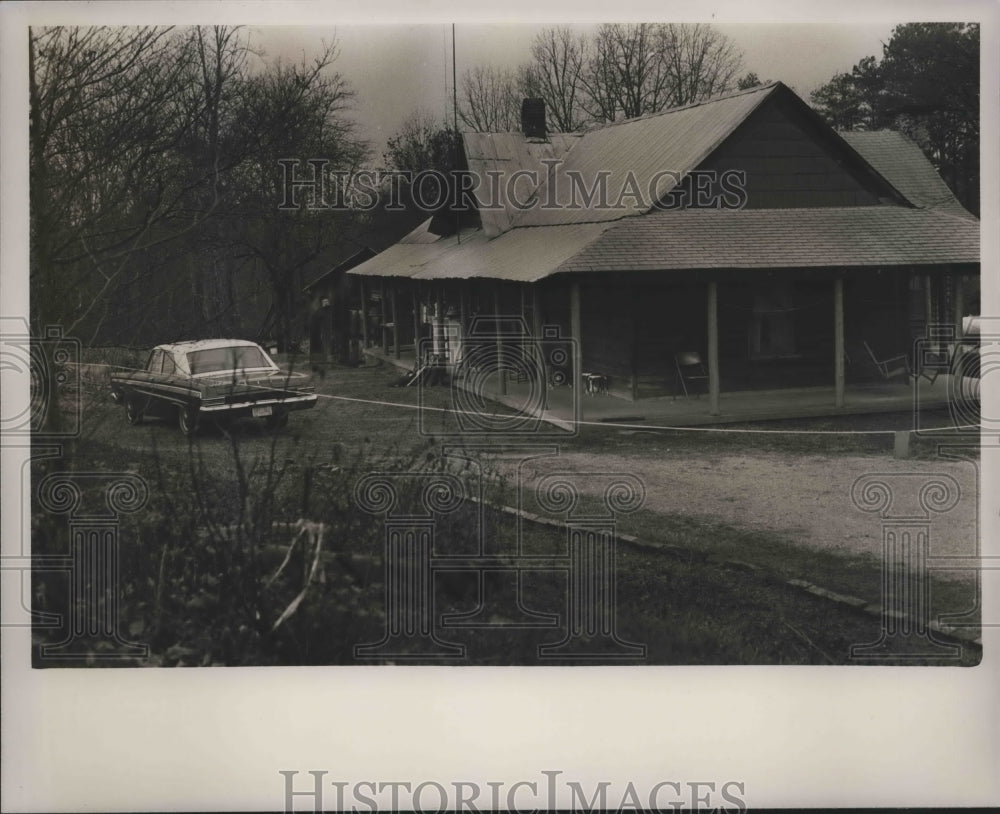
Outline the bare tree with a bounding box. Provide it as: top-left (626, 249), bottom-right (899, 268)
top-left (580, 24), bottom-right (668, 121)
top-left (458, 65), bottom-right (521, 132)
top-left (659, 23), bottom-right (744, 107)
top-left (29, 26), bottom-right (231, 429)
top-left (521, 26), bottom-right (588, 132)
top-left (226, 40), bottom-right (368, 351)
top-left (577, 22), bottom-right (743, 122)
top-left (383, 109), bottom-right (459, 175)
top-left (29, 26), bottom-right (368, 430)
top-left (457, 23), bottom-right (740, 134)
top-left (29, 26), bottom-right (252, 345)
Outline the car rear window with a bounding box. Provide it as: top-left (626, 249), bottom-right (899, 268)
top-left (187, 346), bottom-right (271, 375)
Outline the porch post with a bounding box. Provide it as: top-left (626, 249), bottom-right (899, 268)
top-left (629, 284), bottom-right (638, 401)
top-left (923, 272), bottom-right (943, 356)
top-left (530, 284), bottom-right (543, 338)
top-left (359, 277), bottom-right (369, 348)
top-left (391, 284), bottom-right (400, 359)
top-left (924, 273), bottom-right (934, 337)
top-left (435, 285), bottom-right (444, 363)
top-left (953, 273), bottom-right (964, 340)
top-left (834, 276), bottom-right (845, 408)
top-left (707, 280), bottom-right (720, 415)
top-left (412, 286), bottom-right (420, 351)
top-left (571, 281), bottom-right (583, 401)
top-left (459, 286), bottom-right (468, 340)
top-left (380, 281), bottom-right (389, 354)
top-left (531, 284), bottom-right (547, 410)
top-left (494, 282), bottom-right (507, 396)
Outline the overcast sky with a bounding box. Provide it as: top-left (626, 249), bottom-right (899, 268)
top-left (249, 22), bottom-right (898, 160)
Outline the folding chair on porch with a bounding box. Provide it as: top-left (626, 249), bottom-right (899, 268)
top-left (674, 351), bottom-right (709, 397)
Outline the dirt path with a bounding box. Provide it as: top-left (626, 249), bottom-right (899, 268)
top-left (521, 449), bottom-right (979, 567)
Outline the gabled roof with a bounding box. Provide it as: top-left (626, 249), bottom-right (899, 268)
top-left (511, 83), bottom-right (780, 227)
top-left (554, 206), bottom-right (980, 273)
top-left (348, 81), bottom-right (978, 283)
top-left (838, 130), bottom-right (974, 217)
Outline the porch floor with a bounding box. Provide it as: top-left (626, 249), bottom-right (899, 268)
top-left (363, 346), bottom-right (961, 429)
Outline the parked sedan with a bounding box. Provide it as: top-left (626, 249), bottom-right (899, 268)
top-left (110, 339), bottom-right (318, 435)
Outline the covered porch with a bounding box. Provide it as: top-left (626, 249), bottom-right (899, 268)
top-left (363, 342), bottom-right (966, 428)
top-left (353, 260), bottom-right (975, 426)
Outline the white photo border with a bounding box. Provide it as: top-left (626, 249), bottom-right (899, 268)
top-left (2, 0), bottom-right (998, 810)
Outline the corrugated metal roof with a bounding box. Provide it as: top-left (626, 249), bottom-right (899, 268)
top-left (839, 130), bottom-right (974, 217)
top-left (511, 83), bottom-right (779, 227)
top-left (554, 206), bottom-right (980, 273)
top-left (463, 132), bottom-right (579, 237)
top-left (344, 225), bottom-right (482, 279)
top-left (414, 223), bottom-right (612, 282)
top-left (346, 223), bottom-right (612, 283)
top-left (349, 83), bottom-right (978, 284)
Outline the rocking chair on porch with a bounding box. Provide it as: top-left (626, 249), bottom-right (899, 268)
top-left (861, 341), bottom-right (913, 383)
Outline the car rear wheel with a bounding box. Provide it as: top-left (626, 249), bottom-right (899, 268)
top-left (178, 406), bottom-right (200, 437)
top-left (125, 397), bottom-right (143, 426)
top-left (264, 411), bottom-right (289, 431)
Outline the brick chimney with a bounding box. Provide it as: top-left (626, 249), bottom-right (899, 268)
top-left (520, 98), bottom-right (546, 140)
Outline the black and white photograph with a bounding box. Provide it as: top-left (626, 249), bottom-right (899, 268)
top-left (2, 0), bottom-right (998, 810)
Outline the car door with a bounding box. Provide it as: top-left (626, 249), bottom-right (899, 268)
top-left (123, 348), bottom-right (163, 415)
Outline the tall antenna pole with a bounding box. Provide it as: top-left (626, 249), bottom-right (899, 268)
top-left (453, 23), bottom-right (460, 245)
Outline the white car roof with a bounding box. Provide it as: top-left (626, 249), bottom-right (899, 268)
top-left (154, 339), bottom-right (263, 354)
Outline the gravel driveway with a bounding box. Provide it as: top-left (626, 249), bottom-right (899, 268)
top-left (521, 449), bottom-right (980, 575)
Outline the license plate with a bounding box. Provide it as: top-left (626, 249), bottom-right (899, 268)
top-left (252, 405), bottom-right (273, 417)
